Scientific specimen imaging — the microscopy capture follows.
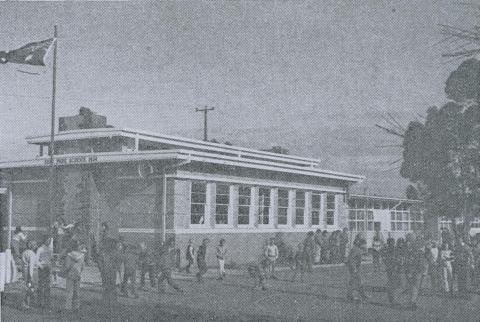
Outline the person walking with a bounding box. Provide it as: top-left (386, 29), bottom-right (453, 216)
top-left (265, 238), bottom-right (279, 279)
top-left (100, 238), bottom-right (121, 309)
top-left (440, 242), bottom-right (454, 295)
top-left (340, 228), bottom-right (349, 263)
top-left (138, 242), bottom-right (156, 289)
top-left (454, 238), bottom-right (473, 299)
top-left (346, 238), bottom-right (369, 301)
top-left (63, 240), bottom-right (86, 312)
top-left (303, 232), bottom-right (315, 272)
top-left (320, 231), bottom-right (330, 264)
top-left (184, 239), bottom-right (195, 274)
top-left (22, 240), bottom-right (38, 309)
top-left (404, 234), bottom-right (425, 310)
top-left (36, 235), bottom-right (53, 309)
top-left (247, 258), bottom-right (270, 290)
top-left (426, 240), bottom-right (442, 294)
top-left (314, 229), bottom-right (322, 264)
top-left (157, 238), bottom-right (183, 292)
top-left (381, 237), bottom-right (400, 305)
top-left (196, 238), bottom-right (209, 283)
top-left (372, 235), bottom-right (383, 272)
top-left (121, 243), bottom-right (139, 298)
top-left (216, 239), bottom-right (227, 280)
top-left (291, 243), bottom-right (306, 282)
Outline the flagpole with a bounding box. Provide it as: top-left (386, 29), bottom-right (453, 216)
top-left (49, 25), bottom-right (58, 227)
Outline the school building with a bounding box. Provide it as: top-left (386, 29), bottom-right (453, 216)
top-left (0, 110), bottom-right (441, 265)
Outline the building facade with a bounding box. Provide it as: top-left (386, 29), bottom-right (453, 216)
top-left (0, 113), bottom-right (366, 265)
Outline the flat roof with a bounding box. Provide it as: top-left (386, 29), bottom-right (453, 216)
top-left (20, 127), bottom-right (365, 183)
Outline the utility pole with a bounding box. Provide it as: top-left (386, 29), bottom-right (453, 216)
top-left (195, 106), bottom-right (215, 141)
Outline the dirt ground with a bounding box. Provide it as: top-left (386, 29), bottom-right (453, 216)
top-left (2, 264), bottom-right (480, 321)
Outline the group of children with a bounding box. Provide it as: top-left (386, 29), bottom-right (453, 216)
top-left (346, 230), bottom-right (480, 310)
top-left (13, 229), bottom-right (86, 312)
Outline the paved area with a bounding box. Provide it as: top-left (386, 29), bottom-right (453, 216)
top-left (2, 263), bottom-right (480, 321)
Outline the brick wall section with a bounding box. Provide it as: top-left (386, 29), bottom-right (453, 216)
top-left (173, 179), bottom-right (190, 229)
top-left (174, 231), bottom-right (312, 267)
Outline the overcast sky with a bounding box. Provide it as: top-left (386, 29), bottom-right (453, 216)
top-left (0, 1), bottom-right (476, 197)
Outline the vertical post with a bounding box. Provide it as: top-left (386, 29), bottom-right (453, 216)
top-left (48, 25), bottom-right (58, 226)
top-left (162, 171), bottom-right (167, 243)
top-left (7, 190), bottom-right (12, 250)
top-left (195, 106), bottom-right (215, 141)
top-left (203, 109), bottom-right (208, 141)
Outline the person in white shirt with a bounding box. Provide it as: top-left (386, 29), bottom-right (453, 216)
top-left (264, 238), bottom-right (279, 279)
top-left (216, 239), bottom-right (227, 280)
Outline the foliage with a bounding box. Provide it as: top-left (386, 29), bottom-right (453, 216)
top-left (401, 60), bottom-right (480, 232)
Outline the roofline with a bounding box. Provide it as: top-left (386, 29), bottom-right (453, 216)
top-left (26, 127), bottom-right (322, 165)
top-left (349, 194), bottom-right (423, 203)
top-left (0, 149), bottom-right (364, 183)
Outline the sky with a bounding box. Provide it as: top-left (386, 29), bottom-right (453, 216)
top-left (0, 1), bottom-right (476, 197)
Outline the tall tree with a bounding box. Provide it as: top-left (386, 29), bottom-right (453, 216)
top-left (400, 61), bottom-right (480, 236)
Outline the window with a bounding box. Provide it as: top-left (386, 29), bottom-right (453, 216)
top-left (238, 186), bottom-right (251, 225)
top-left (326, 194), bottom-right (336, 225)
top-left (191, 182), bottom-right (206, 224)
top-left (390, 210), bottom-right (409, 231)
top-left (258, 187), bottom-right (271, 225)
top-left (215, 184), bottom-right (229, 225)
top-left (471, 217), bottom-right (480, 228)
top-left (277, 189), bottom-right (289, 225)
top-left (311, 193), bottom-right (321, 226)
top-left (295, 191), bottom-right (305, 225)
top-left (410, 210), bottom-right (424, 231)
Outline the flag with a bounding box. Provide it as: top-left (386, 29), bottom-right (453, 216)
top-left (0, 38), bottom-right (55, 66)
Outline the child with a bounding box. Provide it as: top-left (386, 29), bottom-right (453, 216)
top-left (216, 239), bottom-right (227, 280)
top-left (196, 239), bottom-right (209, 283)
top-left (64, 240), bottom-right (85, 312)
top-left (184, 239), bottom-right (195, 274)
top-left (36, 235), bottom-right (53, 308)
top-left (138, 242), bottom-right (156, 288)
top-left (291, 243), bottom-right (305, 282)
top-left (247, 258), bottom-right (270, 290)
top-left (121, 243), bottom-right (139, 298)
top-left (22, 240), bottom-right (38, 309)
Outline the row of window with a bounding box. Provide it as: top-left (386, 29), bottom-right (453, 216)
top-left (190, 182), bottom-right (337, 227)
top-left (347, 209), bottom-right (424, 232)
top-left (348, 199), bottom-right (411, 211)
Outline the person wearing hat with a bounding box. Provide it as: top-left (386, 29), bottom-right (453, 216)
top-left (216, 239), bottom-right (227, 280)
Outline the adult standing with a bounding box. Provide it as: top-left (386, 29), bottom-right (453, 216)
top-left (196, 238), bottom-right (209, 283)
top-left (157, 238), bottom-right (183, 292)
top-left (346, 238), bottom-right (369, 301)
top-left (99, 238), bottom-right (121, 309)
top-left (303, 232), bottom-right (315, 272)
top-left (22, 240), bottom-right (38, 309)
top-left (372, 236), bottom-right (382, 272)
top-left (265, 238), bottom-right (279, 279)
top-left (216, 239), bottom-right (227, 280)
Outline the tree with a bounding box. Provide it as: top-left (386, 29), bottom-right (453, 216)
top-left (400, 62), bottom-right (480, 237)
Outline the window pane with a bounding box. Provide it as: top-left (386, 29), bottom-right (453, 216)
top-left (312, 210), bottom-right (320, 225)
